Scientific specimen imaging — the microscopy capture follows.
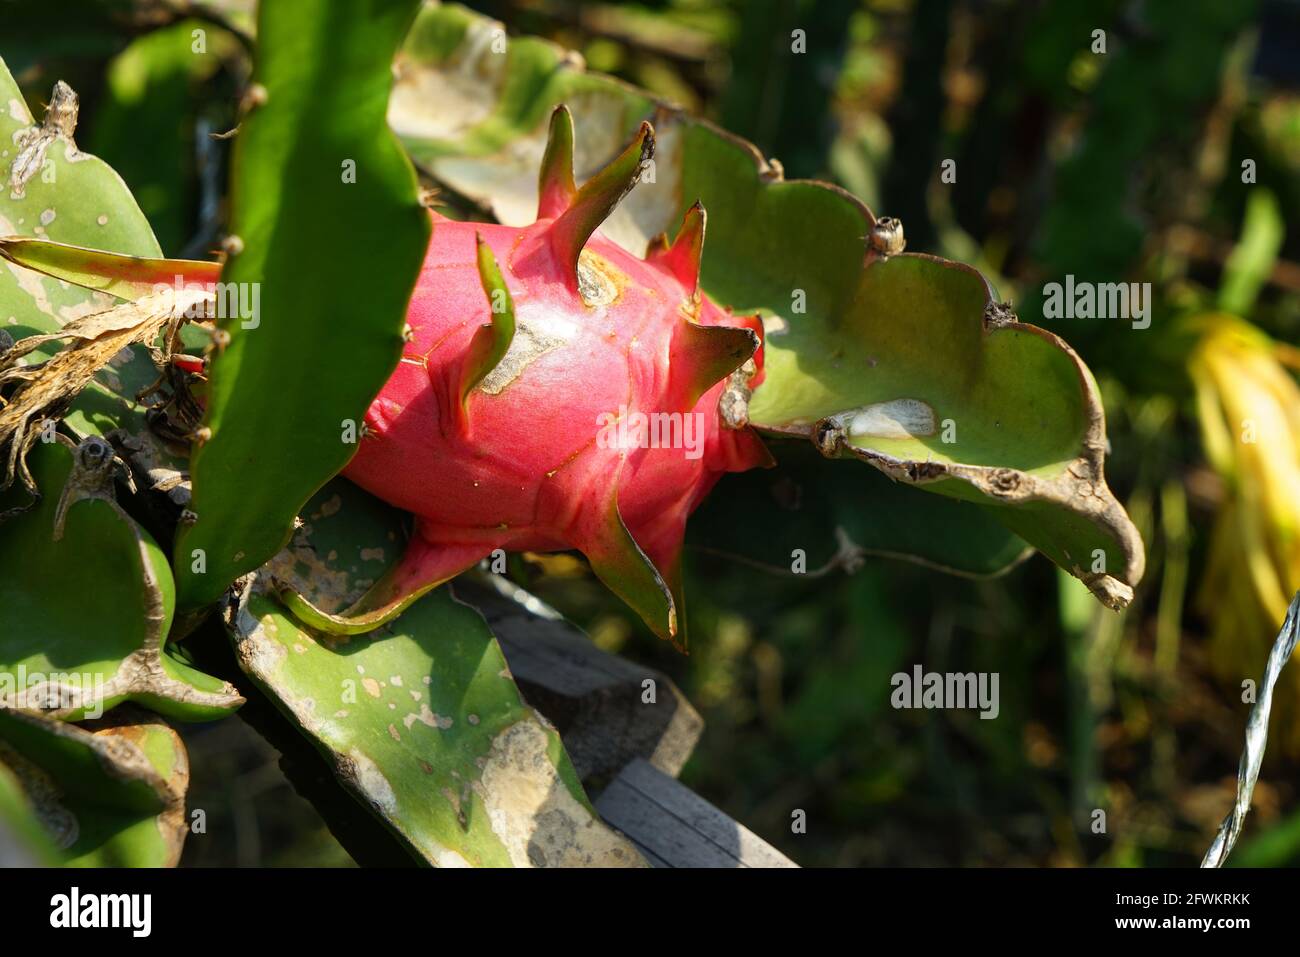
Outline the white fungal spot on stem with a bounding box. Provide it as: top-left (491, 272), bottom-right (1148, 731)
top-left (827, 398), bottom-right (937, 440)
top-left (344, 749), bottom-right (397, 815)
top-left (475, 721), bottom-right (643, 867)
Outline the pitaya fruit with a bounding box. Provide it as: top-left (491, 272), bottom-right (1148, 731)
top-left (295, 106), bottom-right (772, 646)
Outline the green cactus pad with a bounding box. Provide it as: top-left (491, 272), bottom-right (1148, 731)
top-left (0, 439), bottom-right (242, 721)
top-left (226, 477), bottom-right (644, 867)
top-left (0, 707), bottom-right (191, 866)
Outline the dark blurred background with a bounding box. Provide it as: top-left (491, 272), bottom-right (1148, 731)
top-left (6, 0), bottom-right (1300, 866)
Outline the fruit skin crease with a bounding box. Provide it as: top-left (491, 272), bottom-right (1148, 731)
top-left (335, 107), bottom-right (772, 646)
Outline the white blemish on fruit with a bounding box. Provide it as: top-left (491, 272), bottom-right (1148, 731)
top-left (478, 306), bottom-right (575, 394)
top-left (575, 250), bottom-right (622, 307)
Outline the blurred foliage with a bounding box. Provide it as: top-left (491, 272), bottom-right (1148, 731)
top-left (87, 20), bottom-right (242, 256)
top-left (5, 0), bottom-right (1300, 867)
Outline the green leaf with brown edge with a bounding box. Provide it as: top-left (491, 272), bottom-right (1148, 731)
top-left (747, 253), bottom-right (1143, 609)
top-left (173, 0), bottom-right (432, 613)
top-left (87, 19), bottom-right (239, 256)
top-left (0, 706), bottom-right (190, 867)
top-left (0, 438), bottom-right (242, 721)
top-left (387, 2), bottom-right (1144, 607)
top-left (225, 476), bottom-right (645, 867)
top-left (0, 760), bottom-right (60, 865)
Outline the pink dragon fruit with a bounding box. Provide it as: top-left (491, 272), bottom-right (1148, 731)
top-left (328, 106), bottom-right (772, 646)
